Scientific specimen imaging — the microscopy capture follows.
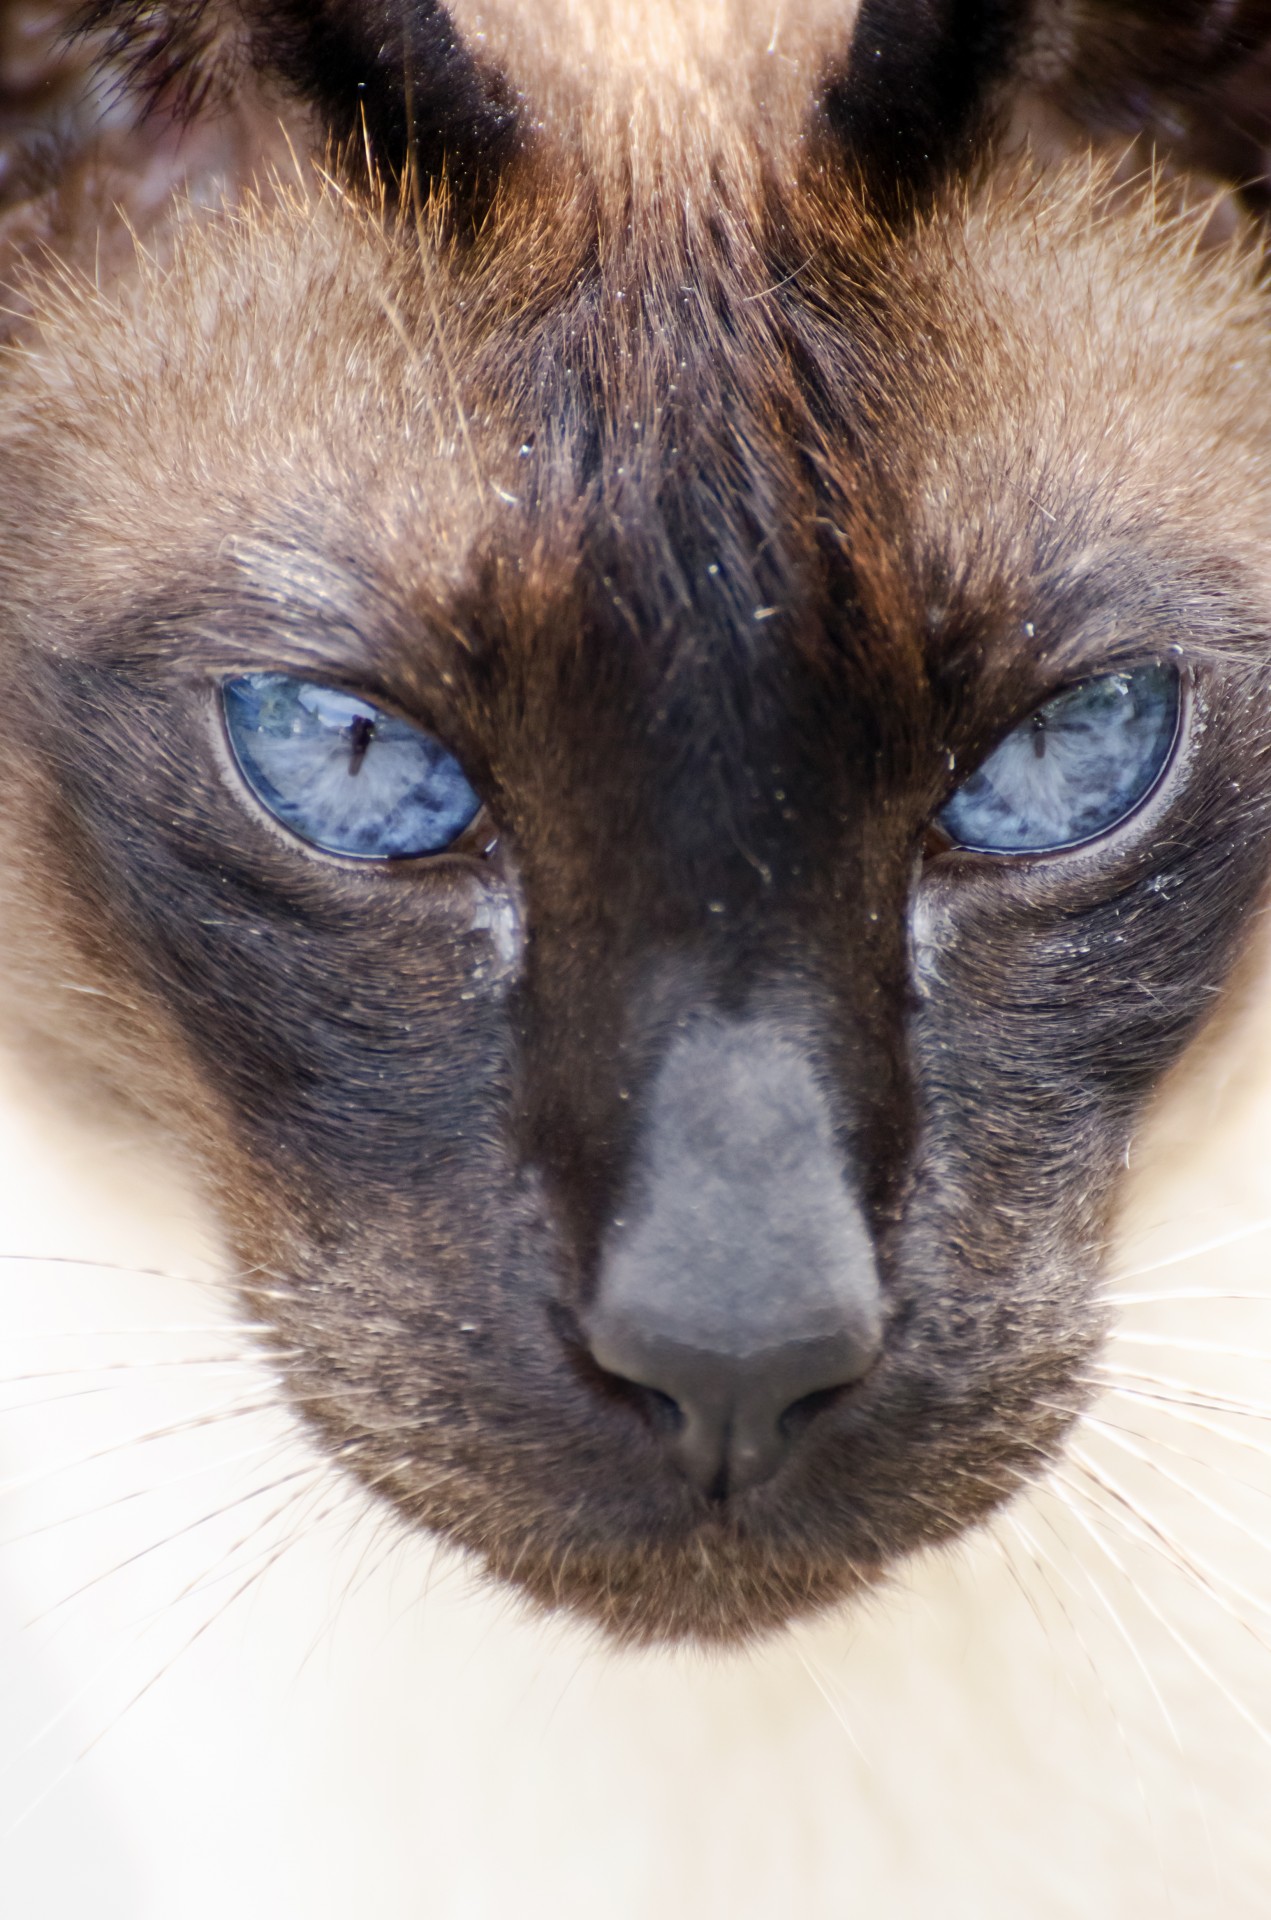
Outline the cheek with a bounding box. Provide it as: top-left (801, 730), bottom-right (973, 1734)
top-left (911, 878), bottom-right (1184, 1131)
top-left (151, 864), bottom-right (528, 1201)
top-left (902, 891), bottom-right (1153, 1363)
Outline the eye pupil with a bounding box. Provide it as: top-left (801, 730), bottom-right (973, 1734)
top-left (937, 663), bottom-right (1181, 856)
top-left (347, 714), bottom-right (375, 776)
top-left (222, 673), bottom-right (481, 860)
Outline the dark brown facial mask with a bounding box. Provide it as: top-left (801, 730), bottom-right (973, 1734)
top-left (4, 0), bottom-right (1271, 1645)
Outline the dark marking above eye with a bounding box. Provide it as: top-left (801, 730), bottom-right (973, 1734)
top-left (257, 0), bottom-right (522, 203)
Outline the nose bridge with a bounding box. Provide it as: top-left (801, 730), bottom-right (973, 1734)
top-left (582, 1016), bottom-right (883, 1497)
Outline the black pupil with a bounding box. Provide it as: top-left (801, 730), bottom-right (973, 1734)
top-left (347, 714), bottom-right (376, 775)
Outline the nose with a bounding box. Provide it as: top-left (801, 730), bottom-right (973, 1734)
top-left (581, 1021), bottom-right (883, 1499)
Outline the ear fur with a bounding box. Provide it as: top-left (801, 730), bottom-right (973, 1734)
top-left (0, 3), bottom-right (254, 333)
top-left (0, 0), bottom-right (518, 281)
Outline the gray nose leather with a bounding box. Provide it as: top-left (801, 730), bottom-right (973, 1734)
top-left (583, 1021), bottom-right (883, 1498)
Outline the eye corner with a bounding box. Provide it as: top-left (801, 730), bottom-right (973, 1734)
top-left (921, 818), bottom-right (955, 863)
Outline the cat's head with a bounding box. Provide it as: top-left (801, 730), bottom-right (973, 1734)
top-left (4, 0), bottom-right (1271, 1643)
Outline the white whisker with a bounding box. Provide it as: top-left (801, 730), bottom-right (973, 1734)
top-left (0, 1352), bottom-right (289, 1381)
top-left (794, 1644), bottom-right (868, 1762)
top-left (27, 1460), bottom-right (321, 1632)
top-left (0, 1365), bottom-right (288, 1418)
top-left (1047, 1471), bottom-right (1271, 1753)
top-left (1065, 1449), bottom-right (1267, 1634)
top-left (1087, 1364), bottom-right (1271, 1421)
top-left (1005, 1505), bottom-right (1195, 1868)
top-left (0, 1393), bottom-right (281, 1503)
top-left (1079, 1422), bottom-right (1271, 1610)
top-left (1108, 1218), bottom-right (1271, 1283)
top-left (0, 1434), bottom-right (289, 1552)
top-left (985, 1522), bottom-right (1052, 1642)
top-left (1065, 1449), bottom-right (1271, 1686)
top-left (0, 1251), bottom-right (266, 1292)
top-left (6, 1466), bottom-right (314, 1766)
top-left (1029, 1496), bottom-right (1188, 1753)
top-left (288, 1498), bottom-right (403, 1684)
top-left (1096, 1386), bottom-right (1271, 1464)
top-left (0, 1321), bottom-right (275, 1338)
top-left (1105, 1290), bottom-right (1271, 1307)
top-left (2, 1466), bottom-right (334, 1839)
top-left (1106, 1333), bottom-right (1271, 1360)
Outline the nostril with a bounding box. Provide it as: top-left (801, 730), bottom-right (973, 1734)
top-left (640, 1383), bottom-right (685, 1440)
top-left (778, 1382), bottom-right (852, 1447)
top-left (551, 1300), bottom-right (687, 1439)
top-left (604, 1375), bottom-right (684, 1442)
top-left (579, 1304), bottom-right (881, 1499)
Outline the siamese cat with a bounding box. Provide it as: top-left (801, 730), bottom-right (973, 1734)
top-left (4, 0), bottom-right (1271, 1912)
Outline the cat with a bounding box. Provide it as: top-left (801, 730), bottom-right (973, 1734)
top-left (4, 0), bottom-right (1271, 1912)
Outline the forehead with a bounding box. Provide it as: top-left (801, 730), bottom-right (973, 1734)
top-left (13, 37), bottom-right (1269, 737)
top-left (444, 0), bottom-right (857, 154)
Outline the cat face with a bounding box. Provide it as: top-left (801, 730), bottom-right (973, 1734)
top-left (4, 0), bottom-right (1271, 1643)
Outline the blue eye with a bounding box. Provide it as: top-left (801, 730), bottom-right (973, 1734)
top-left (222, 673), bottom-right (481, 859)
top-left (937, 664), bottom-right (1181, 856)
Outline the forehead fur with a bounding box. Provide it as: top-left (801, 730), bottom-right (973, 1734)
top-left (4, 153), bottom-right (1270, 689)
top-left (443, 0), bottom-right (859, 164)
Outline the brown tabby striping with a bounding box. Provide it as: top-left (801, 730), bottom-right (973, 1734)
top-left (3, 0), bottom-right (1271, 1647)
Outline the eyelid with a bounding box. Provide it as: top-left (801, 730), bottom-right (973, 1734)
top-left (212, 666), bottom-right (437, 733)
top-left (940, 639), bottom-right (1190, 742)
top-left (948, 658), bottom-right (1186, 785)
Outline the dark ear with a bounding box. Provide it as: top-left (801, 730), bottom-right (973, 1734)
top-left (78, 0), bottom-right (520, 200)
top-left (828, 0), bottom-right (1271, 209)
top-left (824, 1), bottom-right (1025, 208)
top-left (0, 0), bottom-right (519, 285)
top-left (1044, 0), bottom-right (1271, 207)
top-left (0, 0), bottom-right (520, 340)
top-left (80, 0), bottom-right (519, 198)
top-left (262, 1), bottom-right (519, 198)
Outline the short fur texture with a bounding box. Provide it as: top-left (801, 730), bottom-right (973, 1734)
top-left (4, 0), bottom-right (1271, 1649)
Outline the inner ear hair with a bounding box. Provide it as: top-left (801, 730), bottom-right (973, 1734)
top-left (75, 0), bottom-right (521, 208)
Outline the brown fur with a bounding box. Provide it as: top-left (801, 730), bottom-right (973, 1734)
top-left (4, 0), bottom-right (1271, 1644)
